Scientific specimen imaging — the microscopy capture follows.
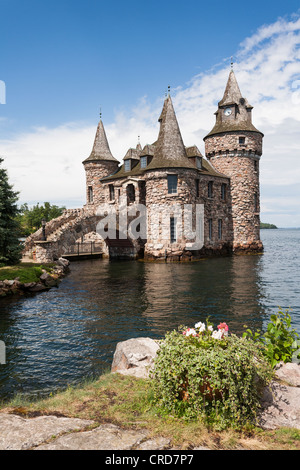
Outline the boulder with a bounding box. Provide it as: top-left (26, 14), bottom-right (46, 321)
top-left (258, 362), bottom-right (300, 430)
top-left (274, 362), bottom-right (300, 387)
top-left (111, 337), bottom-right (159, 379)
top-left (39, 272), bottom-right (58, 288)
top-left (57, 258), bottom-right (70, 269)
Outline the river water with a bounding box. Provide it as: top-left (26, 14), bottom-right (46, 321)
top-left (0, 229), bottom-right (299, 401)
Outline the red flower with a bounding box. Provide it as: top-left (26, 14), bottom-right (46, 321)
top-left (217, 322), bottom-right (229, 331)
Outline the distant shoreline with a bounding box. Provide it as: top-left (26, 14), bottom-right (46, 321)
top-left (260, 223), bottom-right (278, 229)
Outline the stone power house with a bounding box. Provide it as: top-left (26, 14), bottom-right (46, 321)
top-left (24, 70), bottom-right (264, 262)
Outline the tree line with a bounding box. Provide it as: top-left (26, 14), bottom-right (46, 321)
top-left (0, 158), bottom-right (65, 265)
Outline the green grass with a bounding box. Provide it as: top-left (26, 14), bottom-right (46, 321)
top-left (0, 263), bottom-right (55, 283)
top-left (1, 372), bottom-right (300, 450)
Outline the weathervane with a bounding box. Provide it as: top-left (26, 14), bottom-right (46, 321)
top-left (231, 57), bottom-right (234, 70)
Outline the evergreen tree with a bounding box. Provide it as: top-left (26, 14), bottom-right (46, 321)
top-left (0, 158), bottom-right (22, 265)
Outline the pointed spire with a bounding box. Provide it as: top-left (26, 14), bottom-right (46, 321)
top-left (136, 136), bottom-right (142, 151)
top-left (218, 69), bottom-right (243, 107)
top-left (83, 117), bottom-right (118, 163)
top-left (147, 95), bottom-right (194, 169)
top-left (156, 95), bottom-right (187, 161)
top-left (204, 69), bottom-right (263, 139)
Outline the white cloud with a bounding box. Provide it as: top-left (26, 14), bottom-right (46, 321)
top-left (1, 14), bottom-right (300, 226)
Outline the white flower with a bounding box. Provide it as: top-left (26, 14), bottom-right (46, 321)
top-left (195, 321), bottom-right (205, 332)
top-left (185, 328), bottom-right (197, 337)
top-left (212, 330), bottom-right (223, 340)
top-left (208, 325), bottom-right (213, 332)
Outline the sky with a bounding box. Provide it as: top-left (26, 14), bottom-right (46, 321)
top-left (0, 0), bottom-right (300, 227)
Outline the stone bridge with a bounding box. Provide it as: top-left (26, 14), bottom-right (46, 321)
top-left (22, 208), bottom-right (138, 263)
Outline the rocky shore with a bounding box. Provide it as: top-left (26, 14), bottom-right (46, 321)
top-left (0, 257), bottom-right (70, 297)
top-left (0, 337), bottom-right (299, 450)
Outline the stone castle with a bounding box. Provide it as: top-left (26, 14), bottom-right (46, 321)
top-left (23, 69), bottom-right (264, 262)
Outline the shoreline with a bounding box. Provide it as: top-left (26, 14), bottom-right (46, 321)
top-left (0, 258), bottom-right (70, 297)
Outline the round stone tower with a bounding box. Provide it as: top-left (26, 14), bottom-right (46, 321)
top-left (82, 117), bottom-right (119, 209)
top-left (203, 69), bottom-right (264, 253)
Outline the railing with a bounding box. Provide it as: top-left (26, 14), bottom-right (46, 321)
top-left (64, 242), bottom-right (103, 256)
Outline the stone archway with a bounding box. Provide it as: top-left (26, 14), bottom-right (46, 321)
top-left (22, 208), bottom-right (140, 263)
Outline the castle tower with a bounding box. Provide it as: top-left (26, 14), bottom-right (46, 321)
top-left (82, 117), bottom-right (119, 207)
top-left (144, 94), bottom-right (199, 259)
top-left (203, 69), bottom-right (264, 253)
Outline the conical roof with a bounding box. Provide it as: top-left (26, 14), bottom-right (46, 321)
top-left (83, 119), bottom-right (118, 163)
top-left (218, 70), bottom-right (246, 107)
top-left (146, 95), bottom-right (194, 170)
top-left (204, 70), bottom-right (263, 139)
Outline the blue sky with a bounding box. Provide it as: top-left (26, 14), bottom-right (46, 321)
top-left (1, 0), bottom-right (300, 227)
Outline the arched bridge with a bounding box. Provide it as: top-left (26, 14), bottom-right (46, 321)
top-left (22, 208), bottom-right (138, 263)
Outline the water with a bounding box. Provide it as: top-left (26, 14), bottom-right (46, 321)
top-left (0, 229), bottom-right (299, 401)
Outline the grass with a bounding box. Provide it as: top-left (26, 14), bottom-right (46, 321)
top-left (1, 372), bottom-right (300, 450)
top-left (0, 262), bottom-right (55, 283)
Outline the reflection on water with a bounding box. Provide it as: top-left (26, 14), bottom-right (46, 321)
top-left (0, 229), bottom-right (299, 400)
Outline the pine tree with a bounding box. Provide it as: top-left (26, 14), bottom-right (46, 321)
top-left (0, 158), bottom-right (22, 265)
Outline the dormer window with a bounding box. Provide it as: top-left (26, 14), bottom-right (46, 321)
top-left (124, 160), bottom-right (131, 172)
top-left (196, 157), bottom-right (202, 169)
top-left (140, 156), bottom-right (147, 168)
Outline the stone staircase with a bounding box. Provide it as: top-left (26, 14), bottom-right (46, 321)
top-left (22, 208), bottom-right (91, 260)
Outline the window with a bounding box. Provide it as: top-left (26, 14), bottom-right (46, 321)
top-left (140, 156), bottom-right (147, 168)
top-left (195, 179), bottom-right (200, 197)
top-left (127, 184), bottom-right (135, 203)
top-left (170, 217), bottom-right (176, 243)
top-left (254, 160), bottom-right (258, 171)
top-left (109, 184), bottom-right (115, 201)
top-left (208, 181), bottom-right (213, 198)
top-left (239, 137), bottom-right (245, 144)
top-left (221, 183), bottom-right (226, 201)
top-left (208, 218), bottom-right (213, 240)
top-left (168, 174), bottom-right (178, 194)
top-left (88, 186), bottom-right (93, 203)
top-left (254, 193), bottom-right (258, 212)
top-left (124, 160), bottom-right (131, 172)
top-left (196, 157), bottom-right (202, 169)
top-left (218, 219), bottom-right (222, 239)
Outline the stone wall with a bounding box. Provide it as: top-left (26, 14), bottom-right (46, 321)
top-left (204, 130), bottom-right (263, 253)
top-left (83, 160), bottom-right (119, 208)
top-left (143, 168), bottom-right (232, 260)
top-left (206, 153), bottom-right (262, 252)
top-left (204, 130), bottom-right (263, 157)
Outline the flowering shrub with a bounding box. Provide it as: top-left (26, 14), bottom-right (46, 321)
top-left (151, 319), bottom-right (273, 430)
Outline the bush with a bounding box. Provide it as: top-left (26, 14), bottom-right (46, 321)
top-left (150, 320), bottom-right (273, 430)
top-left (243, 309), bottom-right (300, 368)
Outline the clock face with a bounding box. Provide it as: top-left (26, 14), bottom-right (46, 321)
top-left (224, 107), bottom-right (232, 116)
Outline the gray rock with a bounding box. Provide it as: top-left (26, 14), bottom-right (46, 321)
top-left (274, 362), bottom-right (300, 387)
top-left (36, 423), bottom-right (149, 450)
top-left (111, 337), bottom-right (159, 379)
top-left (258, 380), bottom-right (300, 430)
top-left (27, 282), bottom-right (48, 292)
top-left (0, 413), bottom-right (93, 450)
top-left (39, 272), bottom-right (57, 287)
top-left (57, 257), bottom-right (70, 268)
